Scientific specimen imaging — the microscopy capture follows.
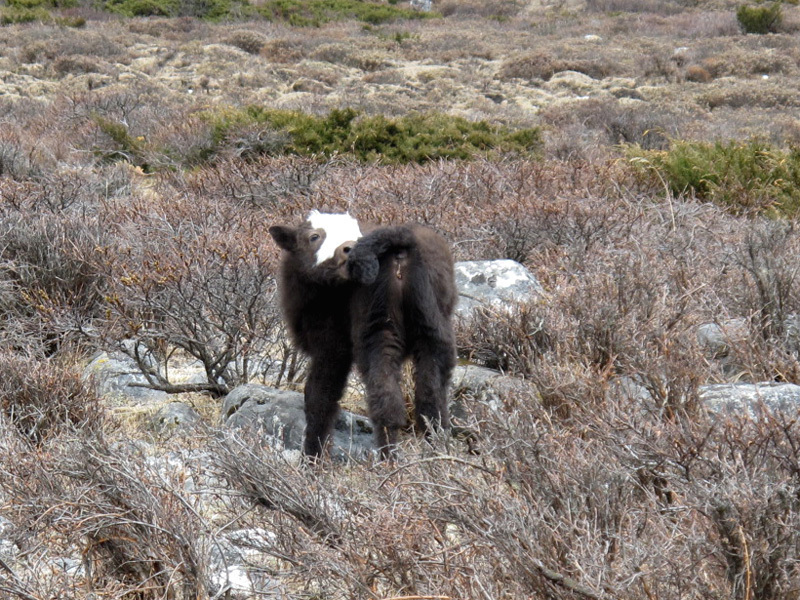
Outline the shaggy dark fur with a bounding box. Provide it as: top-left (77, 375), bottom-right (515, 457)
top-left (269, 217), bottom-right (456, 458)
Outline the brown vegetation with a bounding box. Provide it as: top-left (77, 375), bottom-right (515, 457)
top-left (2, 0), bottom-right (800, 598)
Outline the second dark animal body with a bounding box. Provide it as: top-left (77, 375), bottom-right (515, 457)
top-left (269, 212), bottom-right (457, 458)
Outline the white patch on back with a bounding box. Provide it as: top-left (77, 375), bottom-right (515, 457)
top-left (308, 210), bottom-right (362, 265)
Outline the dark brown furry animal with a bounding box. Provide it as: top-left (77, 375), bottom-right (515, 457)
top-left (269, 212), bottom-right (456, 458)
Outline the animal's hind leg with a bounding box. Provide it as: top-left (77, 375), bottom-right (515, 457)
top-left (412, 335), bottom-right (455, 436)
top-left (359, 334), bottom-right (407, 458)
top-left (303, 353), bottom-right (352, 458)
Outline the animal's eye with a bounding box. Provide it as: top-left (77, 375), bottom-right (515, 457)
top-left (309, 233), bottom-right (321, 243)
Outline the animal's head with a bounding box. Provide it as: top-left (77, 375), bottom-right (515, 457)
top-left (269, 210), bottom-right (363, 283)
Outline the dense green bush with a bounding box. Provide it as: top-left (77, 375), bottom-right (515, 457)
top-left (257, 0), bottom-right (435, 26)
top-left (627, 139), bottom-right (800, 216)
top-left (736, 2), bottom-right (782, 34)
top-left (105, 0), bottom-right (178, 16)
top-left (105, 0), bottom-right (241, 18)
top-left (206, 107), bottom-right (542, 164)
top-left (0, 4), bottom-right (50, 23)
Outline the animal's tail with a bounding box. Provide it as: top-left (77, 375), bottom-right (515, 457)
top-left (348, 226), bottom-right (416, 285)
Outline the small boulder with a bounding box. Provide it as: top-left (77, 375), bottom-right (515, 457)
top-left (697, 318), bottom-right (748, 359)
top-left (454, 259), bottom-right (543, 320)
top-left (221, 384), bottom-right (374, 459)
top-left (451, 364), bottom-right (539, 416)
top-left (83, 351), bottom-right (168, 404)
top-left (151, 402), bottom-right (202, 434)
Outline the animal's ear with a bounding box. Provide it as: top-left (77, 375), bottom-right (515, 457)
top-left (269, 226), bottom-right (298, 251)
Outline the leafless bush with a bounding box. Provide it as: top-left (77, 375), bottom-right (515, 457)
top-left (436, 0), bottom-right (523, 19)
top-left (93, 190), bottom-right (286, 396)
top-left (0, 431), bottom-right (212, 599)
top-left (184, 156), bottom-right (332, 209)
top-left (737, 221), bottom-right (800, 342)
top-left (540, 98), bottom-right (682, 151)
top-left (0, 208), bottom-right (108, 354)
top-left (499, 50), bottom-right (616, 82)
top-left (456, 302), bottom-right (552, 373)
top-left (0, 353), bottom-right (103, 445)
top-left (203, 388), bottom-right (800, 600)
top-left (52, 55), bottom-right (102, 76)
top-left (0, 128), bottom-right (51, 180)
top-left (585, 0), bottom-right (683, 14)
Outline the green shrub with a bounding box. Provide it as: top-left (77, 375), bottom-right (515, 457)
top-left (736, 2), bottom-right (782, 34)
top-left (0, 5), bottom-right (50, 23)
top-left (177, 0), bottom-right (242, 19)
top-left (92, 115), bottom-right (148, 168)
top-left (205, 107), bottom-right (542, 164)
top-left (257, 0), bottom-right (436, 26)
top-left (627, 139), bottom-right (800, 217)
top-left (105, 0), bottom-right (179, 16)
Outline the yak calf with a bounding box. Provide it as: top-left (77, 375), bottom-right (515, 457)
top-left (269, 211), bottom-right (456, 458)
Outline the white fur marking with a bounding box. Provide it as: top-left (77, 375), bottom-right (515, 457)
top-left (308, 210), bottom-right (362, 265)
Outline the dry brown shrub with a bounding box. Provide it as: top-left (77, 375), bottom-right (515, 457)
top-left (585, 0), bottom-right (683, 14)
top-left (0, 430), bottom-right (211, 599)
top-left (127, 15), bottom-right (203, 38)
top-left (204, 388), bottom-right (800, 600)
top-left (261, 38), bottom-right (306, 62)
top-left (223, 29), bottom-right (269, 54)
top-left (0, 353), bottom-right (103, 445)
top-left (686, 63), bottom-right (712, 82)
top-left (701, 82), bottom-right (800, 110)
top-left (436, 0), bottom-right (523, 19)
top-left (499, 50), bottom-right (617, 82)
top-left (52, 54), bottom-right (102, 76)
top-left (91, 185), bottom-right (286, 396)
top-left (682, 9), bottom-right (741, 37)
top-left (540, 97), bottom-right (681, 150)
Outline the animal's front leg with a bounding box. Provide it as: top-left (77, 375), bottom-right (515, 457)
top-left (303, 354), bottom-right (352, 457)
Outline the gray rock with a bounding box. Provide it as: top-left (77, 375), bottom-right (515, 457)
top-left (784, 313), bottom-right (800, 355)
top-left (697, 318), bottom-right (748, 358)
top-left (0, 515), bottom-right (17, 565)
top-left (454, 259), bottom-right (543, 320)
top-left (83, 351), bottom-right (168, 404)
top-left (701, 382), bottom-right (800, 418)
top-left (221, 384), bottom-right (374, 459)
top-left (451, 364), bottom-right (539, 416)
top-left (151, 402), bottom-right (202, 434)
top-left (209, 563), bottom-right (282, 599)
top-left (208, 530), bottom-right (284, 599)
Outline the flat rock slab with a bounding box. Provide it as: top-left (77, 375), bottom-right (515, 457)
top-left (701, 382), bottom-right (800, 418)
